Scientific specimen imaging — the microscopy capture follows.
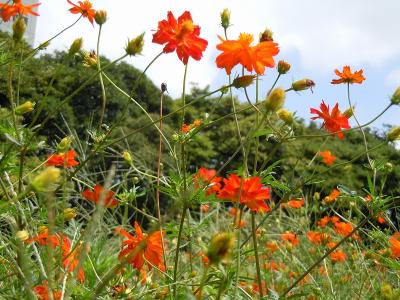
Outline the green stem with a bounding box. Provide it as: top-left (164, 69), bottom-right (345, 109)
top-left (97, 25), bottom-right (107, 128)
top-left (251, 213), bottom-right (263, 299)
top-left (172, 204), bottom-right (187, 298)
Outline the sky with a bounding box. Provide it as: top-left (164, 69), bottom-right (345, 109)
top-left (33, 0), bottom-right (400, 129)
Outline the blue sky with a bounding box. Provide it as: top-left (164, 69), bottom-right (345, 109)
top-left (34, 0), bottom-right (400, 129)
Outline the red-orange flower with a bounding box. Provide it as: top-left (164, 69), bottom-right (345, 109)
top-left (307, 231), bottom-right (330, 245)
top-left (329, 250), bottom-right (347, 263)
top-left (389, 233), bottom-right (400, 258)
top-left (218, 174), bottom-right (271, 212)
top-left (0, 0), bottom-right (40, 22)
top-left (334, 221), bottom-right (353, 237)
top-left (317, 216), bottom-right (330, 228)
top-left (281, 231), bottom-right (299, 246)
top-left (283, 198), bottom-right (305, 209)
top-left (67, 0), bottom-right (95, 25)
top-left (216, 33), bottom-right (279, 75)
top-left (331, 66), bottom-right (365, 85)
top-left (115, 222), bottom-right (164, 272)
top-left (193, 167), bottom-right (222, 196)
top-left (310, 100), bottom-right (351, 139)
top-left (26, 227), bottom-right (60, 247)
top-left (319, 150), bottom-right (336, 166)
top-left (82, 185), bottom-right (119, 208)
top-left (33, 281), bottom-right (61, 300)
top-left (152, 11), bottom-right (208, 64)
top-left (323, 188), bottom-right (341, 204)
top-left (46, 149), bottom-right (79, 168)
top-left (60, 234), bottom-right (85, 282)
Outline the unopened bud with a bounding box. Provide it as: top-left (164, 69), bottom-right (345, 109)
top-left (277, 60), bottom-right (291, 74)
top-left (259, 28), bottom-right (273, 42)
top-left (15, 101), bottom-right (35, 115)
top-left (16, 230), bottom-right (29, 242)
top-left (220, 9), bottom-right (231, 30)
top-left (391, 87), bottom-right (400, 105)
top-left (313, 192), bottom-right (320, 201)
top-left (232, 75), bottom-right (255, 89)
top-left (82, 50), bottom-right (98, 68)
top-left (57, 136), bottom-right (73, 152)
top-left (133, 177), bottom-right (139, 184)
top-left (277, 108), bottom-right (293, 124)
top-left (292, 79), bottom-right (315, 92)
top-left (125, 33), bottom-right (145, 56)
top-left (13, 17), bottom-right (26, 42)
top-left (265, 87), bottom-right (285, 112)
top-left (39, 40), bottom-right (50, 50)
top-left (31, 167), bottom-right (61, 193)
top-left (343, 106), bottom-right (354, 119)
top-left (94, 10), bottom-right (107, 25)
top-left (387, 127), bottom-right (400, 142)
top-left (384, 162), bottom-right (393, 174)
top-left (68, 38), bottom-right (83, 56)
top-left (206, 232), bottom-right (235, 265)
top-left (63, 208), bottom-right (77, 221)
top-left (122, 150), bottom-right (133, 165)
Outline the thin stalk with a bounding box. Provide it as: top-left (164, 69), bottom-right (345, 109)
top-left (96, 25), bottom-right (107, 128)
top-left (251, 213), bottom-right (263, 299)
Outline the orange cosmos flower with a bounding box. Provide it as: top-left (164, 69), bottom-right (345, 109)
top-left (334, 221), bottom-right (353, 237)
top-left (216, 33), bottom-right (279, 75)
top-left (200, 204), bottom-right (210, 213)
top-left (331, 66), bottom-right (365, 85)
top-left (46, 149), bottom-right (79, 168)
top-left (317, 216), bottom-right (330, 228)
top-left (329, 250), bottom-right (347, 263)
top-left (0, 0), bottom-right (40, 22)
top-left (307, 231), bottom-right (330, 245)
top-left (310, 100), bottom-right (351, 139)
top-left (218, 174), bottom-right (271, 212)
top-left (193, 167), bottom-right (222, 196)
top-left (26, 227), bottom-right (60, 247)
top-left (60, 234), bottom-right (85, 282)
top-left (266, 241), bottom-right (279, 253)
top-left (115, 222), bottom-right (164, 272)
top-left (283, 198), bottom-right (305, 209)
top-left (330, 216), bottom-right (340, 224)
top-left (82, 185), bottom-right (119, 208)
top-left (319, 150), bottom-right (336, 166)
top-left (33, 281), bottom-right (61, 300)
top-left (389, 233), bottom-right (400, 258)
top-left (323, 188), bottom-right (341, 204)
top-left (67, 0), bottom-right (95, 25)
top-left (152, 11), bottom-right (208, 65)
top-left (281, 231), bottom-right (299, 246)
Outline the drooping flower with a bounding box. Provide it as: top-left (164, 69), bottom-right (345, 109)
top-left (218, 174), bottom-right (271, 212)
top-left (283, 198), bottom-right (305, 209)
top-left (331, 66), bottom-right (365, 85)
top-left (0, 0), bottom-right (40, 22)
top-left (67, 0), bottom-right (96, 25)
top-left (82, 185), bottom-right (119, 208)
top-left (60, 234), bottom-right (85, 282)
top-left (46, 149), bottom-right (79, 168)
top-left (193, 167), bottom-right (222, 196)
top-left (319, 150), bottom-right (336, 166)
top-left (310, 100), bottom-right (351, 139)
top-left (152, 11), bottom-right (208, 64)
top-left (115, 222), bottom-right (164, 272)
top-left (216, 33), bottom-right (279, 75)
top-left (33, 281), bottom-right (62, 300)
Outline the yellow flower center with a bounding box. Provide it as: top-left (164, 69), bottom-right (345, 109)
top-left (238, 33), bottom-right (254, 45)
top-left (177, 20), bottom-right (194, 38)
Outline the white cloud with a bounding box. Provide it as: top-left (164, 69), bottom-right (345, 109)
top-left (34, 0), bottom-right (400, 97)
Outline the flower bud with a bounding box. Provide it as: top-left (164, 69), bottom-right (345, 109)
top-left (277, 60), bottom-right (291, 74)
top-left (31, 167), bottom-right (61, 193)
top-left (232, 75), bottom-right (255, 89)
top-left (206, 232), bottom-right (235, 265)
top-left (292, 79), bottom-right (315, 92)
top-left (82, 50), bottom-right (98, 68)
top-left (313, 192), bottom-right (320, 201)
top-left (63, 208), bottom-right (77, 221)
top-left (343, 106), bottom-right (354, 119)
top-left (94, 10), bottom-right (107, 25)
top-left (38, 226), bottom-right (48, 234)
top-left (384, 162), bottom-right (393, 174)
top-left (133, 177), bottom-right (139, 184)
top-left (277, 108), bottom-right (294, 124)
top-left (125, 33), bottom-right (145, 56)
top-left (265, 88), bottom-right (285, 112)
top-left (39, 40), bottom-right (50, 50)
top-left (122, 150), bottom-right (133, 165)
top-left (13, 17), bottom-right (26, 42)
top-left (16, 230), bottom-right (29, 242)
top-left (387, 127), bottom-right (400, 142)
top-left (15, 101), bottom-right (35, 115)
top-left (391, 87), bottom-right (400, 105)
top-left (220, 9), bottom-right (231, 30)
top-left (259, 28), bottom-right (273, 42)
top-left (57, 136), bottom-right (73, 152)
top-left (68, 38), bottom-right (83, 56)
